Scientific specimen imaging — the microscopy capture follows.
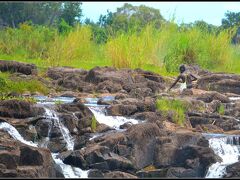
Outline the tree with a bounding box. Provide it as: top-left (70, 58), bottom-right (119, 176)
top-left (59, 2), bottom-right (82, 26)
top-left (222, 11), bottom-right (240, 29)
top-left (0, 2), bottom-right (82, 28)
top-left (97, 3), bottom-right (166, 35)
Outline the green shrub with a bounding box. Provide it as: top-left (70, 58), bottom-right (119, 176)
top-left (217, 104), bottom-right (225, 115)
top-left (156, 97), bottom-right (190, 126)
top-left (91, 116), bottom-right (97, 132)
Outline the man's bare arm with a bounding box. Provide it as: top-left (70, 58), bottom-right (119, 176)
top-left (168, 75), bottom-right (181, 91)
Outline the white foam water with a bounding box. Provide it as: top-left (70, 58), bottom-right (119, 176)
top-left (51, 153), bottom-right (89, 178)
top-left (0, 122), bottom-right (38, 147)
top-left (43, 107), bottom-right (74, 151)
top-left (88, 106), bottom-right (140, 130)
top-left (205, 136), bottom-right (240, 178)
top-left (229, 97), bottom-right (240, 101)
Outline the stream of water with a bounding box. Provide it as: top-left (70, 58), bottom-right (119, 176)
top-left (0, 95), bottom-right (240, 178)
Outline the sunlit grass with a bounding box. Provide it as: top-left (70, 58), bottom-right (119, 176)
top-left (0, 72), bottom-right (49, 95)
top-left (156, 97), bottom-right (190, 126)
top-left (0, 22), bottom-right (240, 77)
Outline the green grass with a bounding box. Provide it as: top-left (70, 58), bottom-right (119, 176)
top-left (217, 104), bottom-right (225, 115)
top-left (156, 97), bottom-right (190, 126)
top-left (0, 22), bottom-right (240, 77)
top-left (91, 116), bottom-right (97, 132)
top-left (0, 72), bottom-right (49, 95)
top-left (0, 95), bottom-right (37, 103)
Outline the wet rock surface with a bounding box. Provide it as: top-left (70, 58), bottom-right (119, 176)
top-left (0, 65), bottom-right (240, 178)
top-left (0, 130), bottom-right (59, 178)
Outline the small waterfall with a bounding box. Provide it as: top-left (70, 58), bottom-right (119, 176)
top-left (0, 122), bottom-right (38, 147)
top-left (43, 107), bottom-right (74, 151)
top-left (88, 106), bottom-right (139, 130)
top-left (51, 153), bottom-right (88, 178)
top-left (34, 96), bottom-right (89, 178)
top-left (205, 135), bottom-right (240, 178)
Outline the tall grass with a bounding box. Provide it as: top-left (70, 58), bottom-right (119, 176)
top-left (106, 22), bottom-right (237, 74)
top-left (47, 25), bottom-right (98, 67)
top-left (0, 22), bottom-right (240, 76)
top-left (0, 22), bottom-right (57, 59)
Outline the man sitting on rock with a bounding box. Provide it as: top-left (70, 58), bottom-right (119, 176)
top-left (167, 64), bottom-right (198, 93)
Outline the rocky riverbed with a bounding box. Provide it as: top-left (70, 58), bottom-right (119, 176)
top-left (0, 60), bottom-right (240, 178)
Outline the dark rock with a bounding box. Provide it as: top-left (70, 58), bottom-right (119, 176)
top-left (35, 119), bottom-right (53, 137)
top-left (166, 167), bottom-right (198, 178)
top-left (47, 137), bottom-right (67, 153)
top-left (89, 162), bottom-right (109, 170)
top-left (88, 169), bottom-right (104, 178)
top-left (136, 168), bottom-right (168, 178)
top-left (0, 60), bottom-right (37, 75)
top-left (104, 171), bottom-right (138, 178)
top-left (126, 123), bottom-right (162, 169)
top-left (175, 145), bottom-right (220, 177)
top-left (96, 124), bottom-right (114, 133)
top-left (96, 80), bottom-right (122, 93)
top-left (197, 73), bottom-right (240, 95)
top-left (63, 150), bottom-right (87, 169)
top-left (74, 134), bottom-right (91, 150)
top-left (106, 104), bottom-right (138, 116)
top-left (224, 162), bottom-right (240, 178)
top-left (129, 87), bottom-right (153, 99)
top-left (0, 100), bottom-right (44, 119)
top-left (120, 122), bottom-right (133, 130)
top-left (19, 146), bottom-right (43, 166)
top-left (47, 67), bottom-right (87, 80)
top-left (196, 91), bottom-right (230, 103)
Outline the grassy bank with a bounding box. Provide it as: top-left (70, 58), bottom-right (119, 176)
top-left (0, 72), bottom-right (49, 95)
top-left (0, 22), bottom-right (240, 76)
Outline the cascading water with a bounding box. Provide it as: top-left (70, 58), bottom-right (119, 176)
top-left (204, 134), bottom-right (240, 178)
top-left (84, 96), bottom-right (142, 140)
top-left (0, 95), bottom-right (141, 178)
top-left (0, 122), bottom-right (38, 147)
top-left (88, 106), bottom-right (139, 130)
top-left (43, 106), bottom-right (74, 150)
top-left (35, 96), bottom-right (89, 178)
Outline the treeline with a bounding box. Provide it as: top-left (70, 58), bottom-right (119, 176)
top-left (0, 2), bottom-right (240, 74)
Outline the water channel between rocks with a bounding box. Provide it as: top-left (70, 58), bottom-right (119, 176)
top-left (0, 95), bottom-right (240, 178)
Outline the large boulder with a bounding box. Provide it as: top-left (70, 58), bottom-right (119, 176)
top-left (0, 100), bottom-right (44, 119)
top-left (197, 73), bottom-right (240, 95)
top-left (125, 123), bottom-right (163, 170)
top-left (224, 162), bottom-right (240, 178)
top-left (47, 67), bottom-right (87, 80)
top-left (0, 60), bottom-right (37, 75)
top-left (196, 91), bottom-right (230, 103)
top-left (104, 171), bottom-right (138, 178)
top-left (0, 130), bottom-right (60, 178)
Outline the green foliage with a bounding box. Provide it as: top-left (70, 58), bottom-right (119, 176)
top-left (0, 95), bottom-right (37, 103)
top-left (222, 11), bottom-right (240, 29)
top-left (0, 2), bottom-right (82, 28)
top-left (98, 3), bottom-right (165, 36)
top-left (1, 4), bottom-right (240, 76)
top-left (58, 19), bottom-right (72, 35)
top-left (0, 72), bottom-right (49, 95)
top-left (156, 97), bottom-right (190, 126)
top-left (54, 100), bottom-right (63, 105)
top-left (91, 116), bottom-right (97, 132)
top-left (0, 22), bottom-right (57, 59)
top-left (217, 104), bottom-right (225, 115)
top-left (59, 2), bottom-right (82, 26)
